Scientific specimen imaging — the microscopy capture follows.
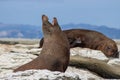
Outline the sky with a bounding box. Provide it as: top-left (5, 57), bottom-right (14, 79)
top-left (0, 0), bottom-right (120, 29)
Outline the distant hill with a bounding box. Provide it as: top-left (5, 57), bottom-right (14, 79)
top-left (0, 23), bottom-right (120, 39)
top-left (0, 23), bottom-right (42, 38)
top-left (61, 23), bottom-right (120, 39)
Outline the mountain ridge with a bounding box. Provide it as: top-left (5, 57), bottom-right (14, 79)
top-left (61, 23), bottom-right (120, 39)
top-left (0, 23), bottom-right (120, 39)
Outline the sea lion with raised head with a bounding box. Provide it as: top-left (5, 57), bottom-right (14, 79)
top-left (14, 15), bottom-right (70, 72)
top-left (39, 29), bottom-right (119, 58)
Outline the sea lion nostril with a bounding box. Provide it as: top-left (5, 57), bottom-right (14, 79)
top-left (114, 51), bottom-right (119, 58)
top-left (118, 51), bottom-right (120, 58)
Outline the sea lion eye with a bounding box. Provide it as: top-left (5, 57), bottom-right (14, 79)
top-left (107, 46), bottom-right (111, 50)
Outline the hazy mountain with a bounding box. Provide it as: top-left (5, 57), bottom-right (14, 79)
top-left (0, 23), bottom-right (42, 38)
top-left (0, 23), bottom-right (120, 39)
top-left (61, 23), bottom-right (120, 39)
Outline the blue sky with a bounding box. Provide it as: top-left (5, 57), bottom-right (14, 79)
top-left (0, 0), bottom-right (120, 29)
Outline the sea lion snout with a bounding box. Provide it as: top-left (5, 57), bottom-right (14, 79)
top-left (106, 49), bottom-right (119, 58)
top-left (42, 15), bottom-right (48, 22)
top-left (113, 51), bottom-right (119, 58)
top-left (109, 51), bottom-right (119, 58)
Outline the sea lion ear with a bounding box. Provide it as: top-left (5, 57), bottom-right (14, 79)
top-left (52, 17), bottom-right (59, 26)
top-left (42, 15), bottom-right (48, 22)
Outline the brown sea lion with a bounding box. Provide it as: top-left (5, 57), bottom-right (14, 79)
top-left (39, 29), bottom-right (119, 58)
top-left (14, 15), bottom-right (70, 72)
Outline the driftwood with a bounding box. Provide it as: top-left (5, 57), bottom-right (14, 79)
top-left (69, 56), bottom-right (120, 79)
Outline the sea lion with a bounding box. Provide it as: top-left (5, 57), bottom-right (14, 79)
top-left (14, 15), bottom-right (70, 72)
top-left (39, 29), bottom-right (119, 58)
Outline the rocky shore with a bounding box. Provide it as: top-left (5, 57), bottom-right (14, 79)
top-left (0, 38), bottom-right (120, 80)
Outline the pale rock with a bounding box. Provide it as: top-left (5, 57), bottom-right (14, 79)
top-left (107, 58), bottom-right (120, 67)
top-left (0, 67), bottom-right (102, 80)
top-left (0, 44), bottom-right (14, 55)
top-left (0, 69), bottom-right (80, 80)
top-left (0, 53), bottom-right (37, 76)
top-left (0, 41), bottom-right (119, 80)
top-left (70, 47), bottom-right (108, 60)
top-left (11, 44), bottom-right (41, 55)
top-left (10, 47), bottom-right (29, 53)
top-left (14, 44), bottom-right (38, 49)
top-left (26, 48), bottom-right (42, 55)
top-left (66, 67), bottom-right (102, 79)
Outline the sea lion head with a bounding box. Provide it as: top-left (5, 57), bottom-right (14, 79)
top-left (98, 39), bottom-right (119, 58)
top-left (42, 15), bottom-right (61, 37)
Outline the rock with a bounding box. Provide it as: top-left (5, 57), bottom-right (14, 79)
top-left (0, 53), bottom-right (37, 76)
top-left (0, 67), bottom-right (102, 80)
top-left (66, 67), bottom-right (102, 79)
top-left (70, 47), bottom-right (108, 60)
top-left (0, 40), bottom-right (19, 45)
top-left (0, 41), bottom-right (119, 79)
top-left (107, 59), bottom-right (120, 67)
top-left (0, 69), bottom-right (80, 80)
top-left (0, 44), bottom-right (14, 55)
top-left (14, 44), bottom-right (39, 49)
top-left (0, 50), bottom-right (102, 79)
top-left (10, 44), bottom-right (41, 55)
top-left (26, 48), bottom-right (42, 55)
